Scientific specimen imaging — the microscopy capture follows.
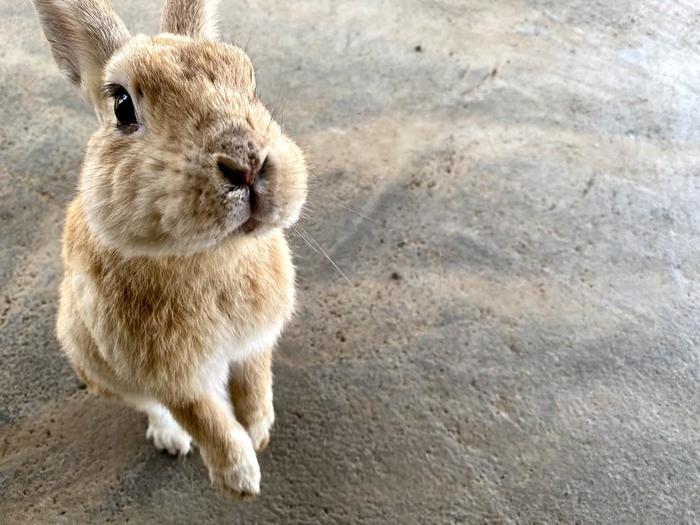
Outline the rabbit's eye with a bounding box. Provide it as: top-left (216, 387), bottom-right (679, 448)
top-left (114, 88), bottom-right (137, 128)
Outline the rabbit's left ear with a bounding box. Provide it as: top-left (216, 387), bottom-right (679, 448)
top-left (160, 0), bottom-right (220, 40)
top-left (33, 0), bottom-right (131, 110)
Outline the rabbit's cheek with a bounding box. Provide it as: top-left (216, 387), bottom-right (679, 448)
top-left (271, 179), bottom-right (306, 228)
top-left (247, 158), bottom-right (305, 229)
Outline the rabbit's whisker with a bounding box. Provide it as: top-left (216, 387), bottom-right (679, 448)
top-left (291, 225), bottom-right (353, 286)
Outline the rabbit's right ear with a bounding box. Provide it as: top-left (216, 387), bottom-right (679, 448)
top-left (32, 0), bottom-right (130, 110)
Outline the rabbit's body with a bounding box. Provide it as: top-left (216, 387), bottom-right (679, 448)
top-left (58, 198), bottom-right (294, 403)
top-left (33, 0), bottom-right (308, 497)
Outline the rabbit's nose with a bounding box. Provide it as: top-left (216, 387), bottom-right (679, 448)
top-left (217, 154), bottom-right (258, 188)
top-left (216, 150), bottom-right (267, 187)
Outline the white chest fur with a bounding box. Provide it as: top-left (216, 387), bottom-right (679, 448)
top-left (196, 321), bottom-right (284, 400)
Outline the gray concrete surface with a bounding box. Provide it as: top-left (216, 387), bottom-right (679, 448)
top-left (1, 0), bottom-right (699, 523)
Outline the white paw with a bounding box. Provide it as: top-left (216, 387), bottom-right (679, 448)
top-left (220, 456), bottom-right (261, 498)
top-left (146, 409), bottom-right (192, 457)
top-left (209, 431), bottom-right (261, 499)
top-left (248, 410), bottom-right (274, 452)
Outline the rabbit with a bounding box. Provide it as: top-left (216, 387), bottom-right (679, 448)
top-left (32, 0), bottom-right (308, 498)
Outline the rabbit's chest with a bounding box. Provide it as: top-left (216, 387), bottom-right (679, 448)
top-left (71, 243), bottom-right (294, 374)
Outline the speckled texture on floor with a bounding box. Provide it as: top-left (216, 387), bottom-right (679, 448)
top-left (1, 1), bottom-right (699, 523)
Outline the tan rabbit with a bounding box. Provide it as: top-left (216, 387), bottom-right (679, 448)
top-left (33, 0), bottom-right (308, 498)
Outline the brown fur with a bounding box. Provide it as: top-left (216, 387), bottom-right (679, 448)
top-left (161, 0), bottom-right (220, 39)
top-left (168, 397), bottom-right (253, 480)
top-left (34, 0), bottom-right (308, 498)
top-left (229, 348), bottom-right (274, 450)
top-left (60, 201), bottom-right (293, 402)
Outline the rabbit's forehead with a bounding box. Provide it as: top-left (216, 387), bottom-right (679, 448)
top-left (106, 35), bottom-right (256, 102)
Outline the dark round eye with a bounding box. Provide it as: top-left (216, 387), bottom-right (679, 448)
top-left (114, 87), bottom-right (137, 128)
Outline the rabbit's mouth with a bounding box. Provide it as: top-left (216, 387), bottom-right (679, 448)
top-left (241, 187), bottom-right (260, 233)
top-left (217, 142), bottom-right (306, 238)
top-left (241, 218), bottom-right (260, 234)
top-left (223, 183), bottom-right (261, 234)
top-left (227, 179), bottom-right (276, 235)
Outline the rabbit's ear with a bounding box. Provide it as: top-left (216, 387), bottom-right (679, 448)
top-left (160, 0), bottom-right (220, 40)
top-left (33, 0), bottom-right (130, 108)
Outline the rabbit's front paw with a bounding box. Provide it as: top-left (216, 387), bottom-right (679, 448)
top-left (247, 408), bottom-right (274, 452)
top-left (209, 434), bottom-right (261, 499)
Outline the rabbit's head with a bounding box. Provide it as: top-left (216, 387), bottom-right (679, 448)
top-left (34, 0), bottom-right (308, 256)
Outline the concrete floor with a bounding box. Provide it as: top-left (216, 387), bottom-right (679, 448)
top-left (1, 0), bottom-right (699, 523)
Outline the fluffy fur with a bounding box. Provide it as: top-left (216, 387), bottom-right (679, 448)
top-left (33, 0), bottom-right (308, 498)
